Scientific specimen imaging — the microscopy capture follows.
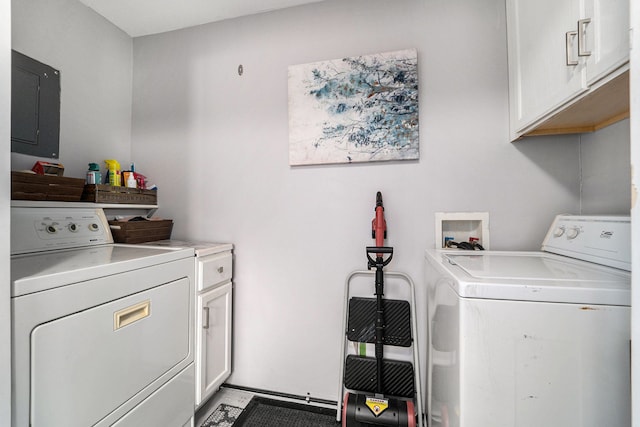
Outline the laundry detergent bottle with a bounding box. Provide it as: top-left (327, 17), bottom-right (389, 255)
top-left (86, 163), bottom-right (101, 185)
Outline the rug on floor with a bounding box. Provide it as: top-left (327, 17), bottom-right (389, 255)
top-left (201, 403), bottom-right (244, 427)
top-left (233, 397), bottom-right (337, 427)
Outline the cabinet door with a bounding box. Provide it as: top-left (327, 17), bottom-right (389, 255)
top-left (583, 0), bottom-right (629, 85)
top-left (196, 282), bottom-right (232, 405)
top-left (507, 0), bottom-right (587, 135)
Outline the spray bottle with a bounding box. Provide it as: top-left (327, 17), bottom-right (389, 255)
top-left (104, 159), bottom-right (121, 186)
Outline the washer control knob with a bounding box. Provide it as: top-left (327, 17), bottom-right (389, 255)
top-left (46, 225), bottom-right (57, 234)
top-left (68, 223), bottom-right (78, 232)
top-left (553, 226), bottom-right (565, 237)
top-left (566, 227), bottom-right (580, 239)
top-left (88, 223), bottom-right (100, 232)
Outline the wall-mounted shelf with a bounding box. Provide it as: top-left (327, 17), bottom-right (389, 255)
top-left (11, 200), bottom-right (157, 209)
top-left (11, 200), bottom-right (158, 218)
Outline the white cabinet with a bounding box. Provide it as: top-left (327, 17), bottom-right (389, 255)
top-left (507, 0), bottom-right (586, 135)
top-left (195, 249), bottom-right (233, 406)
top-left (506, 0), bottom-right (629, 140)
top-left (583, 0), bottom-right (629, 85)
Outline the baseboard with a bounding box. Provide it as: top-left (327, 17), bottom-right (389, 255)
top-left (221, 383), bottom-right (337, 408)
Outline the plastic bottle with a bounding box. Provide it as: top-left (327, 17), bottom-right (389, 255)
top-left (104, 159), bottom-right (121, 186)
top-left (86, 163), bottom-right (101, 185)
top-left (126, 171), bottom-right (136, 188)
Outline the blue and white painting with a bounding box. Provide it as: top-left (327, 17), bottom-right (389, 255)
top-left (288, 49), bottom-right (419, 166)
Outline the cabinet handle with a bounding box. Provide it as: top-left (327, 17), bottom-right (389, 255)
top-left (203, 307), bottom-right (210, 329)
top-left (578, 18), bottom-right (592, 57)
top-left (566, 31), bottom-right (578, 66)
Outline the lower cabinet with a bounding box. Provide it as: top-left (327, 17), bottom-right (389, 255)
top-left (195, 278), bottom-right (232, 406)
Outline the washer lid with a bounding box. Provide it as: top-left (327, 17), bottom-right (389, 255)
top-left (431, 250), bottom-right (630, 306)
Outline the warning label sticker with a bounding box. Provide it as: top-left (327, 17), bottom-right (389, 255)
top-left (365, 397), bottom-right (389, 417)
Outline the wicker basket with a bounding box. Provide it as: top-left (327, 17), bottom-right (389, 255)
top-left (82, 184), bottom-right (158, 205)
top-left (11, 171), bottom-right (85, 201)
top-left (109, 219), bottom-right (173, 244)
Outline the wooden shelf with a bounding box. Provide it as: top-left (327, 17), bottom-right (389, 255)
top-left (11, 200), bottom-right (158, 209)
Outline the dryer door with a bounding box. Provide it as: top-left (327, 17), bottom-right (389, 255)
top-left (30, 277), bottom-right (190, 427)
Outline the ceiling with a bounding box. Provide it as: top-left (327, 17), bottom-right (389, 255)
top-left (77, 0), bottom-right (325, 37)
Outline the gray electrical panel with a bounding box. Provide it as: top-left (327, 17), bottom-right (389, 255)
top-left (11, 50), bottom-right (60, 159)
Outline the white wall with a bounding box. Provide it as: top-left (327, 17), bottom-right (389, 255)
top-left (132, 0), bottom-right (584, 401)
top-left (580, 119), bottom-right (631, 214)
top-left (1, 0), bottom-right (11, 423)
top-left (11, 0), bottom-right (133, 178)
top-left (629, 0), bottom-right (639, 425)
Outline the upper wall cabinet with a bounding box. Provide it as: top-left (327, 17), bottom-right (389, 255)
top-left (506, 0), bottom-right (629, 141)
top-left (583, 0), bottom-right (629, 85)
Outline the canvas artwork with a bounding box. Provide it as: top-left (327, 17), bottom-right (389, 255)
top-left (288, 48), bottom-right (419, 166)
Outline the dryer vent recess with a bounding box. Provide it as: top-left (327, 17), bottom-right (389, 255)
top-left (434, 212), bottom-right (490, 250)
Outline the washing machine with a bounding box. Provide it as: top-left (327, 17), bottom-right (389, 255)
top-left (425, 215), bottom-right (631, 427)
top-left (10, 205), bottom-right (197, 427)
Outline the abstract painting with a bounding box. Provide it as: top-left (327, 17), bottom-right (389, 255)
top-left (288, 49), bottom-right (419, 166)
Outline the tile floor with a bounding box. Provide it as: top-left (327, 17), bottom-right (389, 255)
top-left (195, 388), bottom-right (254, 427)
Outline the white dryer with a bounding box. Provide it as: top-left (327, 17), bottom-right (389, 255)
top-left (10, 205), bottom-right (196, 427)
top-left (425, 215), bottom-right (631, 427)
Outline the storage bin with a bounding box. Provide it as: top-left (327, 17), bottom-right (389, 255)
top-left (82, 184), bottom-right (157, 205)
top-left (11, 171), bottom-right (85, 201)
top-left (109, 219), bottom-right (173, 244)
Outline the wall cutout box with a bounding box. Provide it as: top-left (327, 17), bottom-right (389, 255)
top-left (434, 212), bottom-right (490, 249)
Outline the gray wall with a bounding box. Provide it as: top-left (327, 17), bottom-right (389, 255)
top-left (11, 0), bottom-right (133, 177)
top-left (131, 0), bottom-right (583, 400)
top-left (1, 0), bottom-right (11, 423)
top-left (580, 119), bottom-right (631, 214)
